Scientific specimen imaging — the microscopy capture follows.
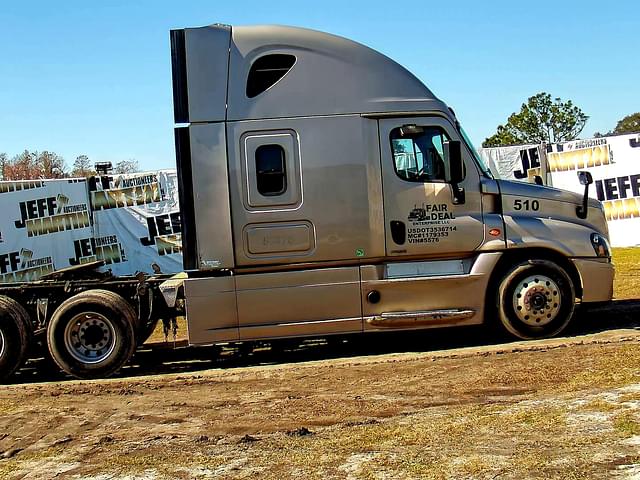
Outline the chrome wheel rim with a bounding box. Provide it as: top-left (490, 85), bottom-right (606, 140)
top-left (64, 312), bottom-right (116, 364)
top-left (512, 275), bottom-right (561, 327)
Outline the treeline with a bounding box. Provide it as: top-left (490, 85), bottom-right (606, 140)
top-left (0, 150), bottom-right (139, 180)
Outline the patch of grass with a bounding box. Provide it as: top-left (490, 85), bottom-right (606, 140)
top-left (13, 395), bottom-right (632, 480)
top-left (97, 444), bottom-right (226, 477)
top-left (499, 405), bottom-right (567, 430)
top-left (0, 463), bottom-right (20, 480)
top-left (619, 391), bottom-right (640, 404)
top-left (455, 455), bottom-right (495, 477)
top-left (251, 403), bottom-right (573, 479)
top-left (579, 398), bottom-right (619, 413)
top-left (0, 445), bottom-right (68, 480)
top-left (562, 345), bottom-right (640, 392)
top-left (0, 399), bottom-right (20, 415)
top-left (612, 247), bottom-right (640, 299)
top-left (613, 412), bottom-right (640, 437)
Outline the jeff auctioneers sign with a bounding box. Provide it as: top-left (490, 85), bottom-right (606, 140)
top-left (0, 171), bottom-right (184, 284)
top-left (479, 132), bottom-right (640, 247)
top-left (0, 179), bottom-right (92, 282)
top-left (89, 170), bottom-right (183, 277)
top-left (550, 133), bottom-right (640, 247)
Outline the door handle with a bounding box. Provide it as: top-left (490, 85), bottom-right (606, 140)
top-left (390, 221), bottom-right (406, 245)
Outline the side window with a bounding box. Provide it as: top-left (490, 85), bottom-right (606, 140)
top-left (246, 54), bottom-right (296, 98)
top-left (242, 130), bottom-right (301, 210)
top-left (255, 144), bottom-right (287, 196)
top-left (391, 126), bottom-right (450, 182)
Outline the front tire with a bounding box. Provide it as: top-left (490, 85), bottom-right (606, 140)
top-left (47, 290), bottom-right (137, 379)
top-left (495, 259), bottom-right (576, 340)
top-left (0, 296), bottom-right (32, 382)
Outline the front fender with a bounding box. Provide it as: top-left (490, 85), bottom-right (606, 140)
top-left (503, 215), bottom-right (599, 258)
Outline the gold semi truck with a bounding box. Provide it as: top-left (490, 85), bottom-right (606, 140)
top-left (0, 23), bottom-right (614, 381)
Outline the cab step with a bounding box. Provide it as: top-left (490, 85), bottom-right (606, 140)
top-left (367, 309), bottom-right (475, 328)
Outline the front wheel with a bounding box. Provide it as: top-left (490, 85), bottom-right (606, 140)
top-left (47, 290), bottom-right (137, 379)
top-left (495, 259), bottom-right (576, 340)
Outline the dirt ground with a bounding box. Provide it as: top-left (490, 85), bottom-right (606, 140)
top-left (1, 298), bottom-right (640, 479)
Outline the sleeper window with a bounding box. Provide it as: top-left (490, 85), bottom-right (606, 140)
top-left (391, 126), bottom-right (450, 182)
top-left (246, 54), bottom-right (296, 98)
top-left (255, 144), bottom-right (287, 196)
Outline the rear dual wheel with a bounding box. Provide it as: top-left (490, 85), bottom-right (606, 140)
top-left (47, 290), bottom-right (137, 379)
top-left (0, 296), bottom-right (32, 382)
top-left (495, 259), bottom-right (576, 340)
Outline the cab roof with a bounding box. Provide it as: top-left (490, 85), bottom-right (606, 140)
top-left (171, 23), bottom-right (449, 123)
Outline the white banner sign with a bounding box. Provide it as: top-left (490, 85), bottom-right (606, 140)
top-left (549, 133), bottom-right (640, 247)
top-left (479, 144), bottom-right (548, 183)
top-left (89, 170), bottom-right (183, 276)
top-left (0, 178), bottom-right (93, 282)
top-left (0, 170), bottom-right (184, 283)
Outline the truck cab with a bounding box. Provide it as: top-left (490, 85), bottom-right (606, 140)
top-left (0, 23), bottom-right (614, 383)
top-left (167, 23), bottom-right (613, 345)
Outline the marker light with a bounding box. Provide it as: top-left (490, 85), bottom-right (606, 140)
top-left (590, 233), bottom-right (611, 258)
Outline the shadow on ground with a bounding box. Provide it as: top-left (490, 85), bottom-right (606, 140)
top-left (10, 299), bottom-right (640, 385)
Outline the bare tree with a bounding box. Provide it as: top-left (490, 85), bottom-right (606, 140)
top-left (37, 151), bottom-right (67, 178)
top-left (3, 150), bottom-right (39, 180)
top-left (1, 150), bottom-right (68, 179)
top-left (114, 159), bottom-right (139, 174)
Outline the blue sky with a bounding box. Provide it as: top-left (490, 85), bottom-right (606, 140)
top-left (1, 0), bottom-right (637, 171)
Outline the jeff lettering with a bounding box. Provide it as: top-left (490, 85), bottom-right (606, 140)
top-left (0, 251), bottom-right (20, 274)
top-left (140, 213), bottom-right (182, 246)
top-left (595, 174), bottom-right (640, 201)
top-left (514, 148), bottom-right (541, 179)
top-left (14, 197), bottom-right (57, 228)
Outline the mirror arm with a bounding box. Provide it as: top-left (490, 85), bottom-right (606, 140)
top-left (576, 183), bottom-right (589, 219)
top-left (576, 170), bottom-right (593, 219)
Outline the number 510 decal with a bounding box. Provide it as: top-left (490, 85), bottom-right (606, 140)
top-left (514, 199), bottom-right (540, 211)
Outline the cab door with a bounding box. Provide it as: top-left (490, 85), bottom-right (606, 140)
top-left (379, 116), bottom-right (484, 257)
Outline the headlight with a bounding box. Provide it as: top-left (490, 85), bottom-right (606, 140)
top-left (590, 233), bottom-right (611, 258)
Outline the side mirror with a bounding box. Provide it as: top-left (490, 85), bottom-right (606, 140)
top-left (444, 140), bottom-right (465, 204)
top-left (578, 170), bottom-right (593, 186)
top-left (576, 170), bottom-right (593, 219)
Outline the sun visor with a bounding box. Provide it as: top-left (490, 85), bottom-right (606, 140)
top-left (170, 24), bottom-right (231, 124)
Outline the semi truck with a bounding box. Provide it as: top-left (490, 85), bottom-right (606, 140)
top-left (0, 23), bottom-right (614, 381)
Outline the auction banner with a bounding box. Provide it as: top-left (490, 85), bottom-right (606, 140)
top-left (549, 133), bottom-right (640, 247)
top-left (0, 178), bottom-right (93, 282)
top-left (479, 144), bottom-right (551, 184)
top-left (89, 170), bottom-right (183, 276)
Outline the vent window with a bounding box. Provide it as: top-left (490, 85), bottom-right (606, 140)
top-left (255, 144), bottom-right (287, 196)
top-left (246, 54), bottom-right (296, 98)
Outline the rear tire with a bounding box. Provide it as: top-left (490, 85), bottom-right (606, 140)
top-left (0, 296), bottom-right (32, 382)
top-left (47, 289), bottom-right (137, 379)
top-left (495, 259), bottom-right (576, 340)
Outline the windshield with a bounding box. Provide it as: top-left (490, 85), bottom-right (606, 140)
top-left (458, 126), bottom-right (492, 178)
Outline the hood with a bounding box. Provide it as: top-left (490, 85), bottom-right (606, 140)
top-left (497, 179), bottom-right (601, 209)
